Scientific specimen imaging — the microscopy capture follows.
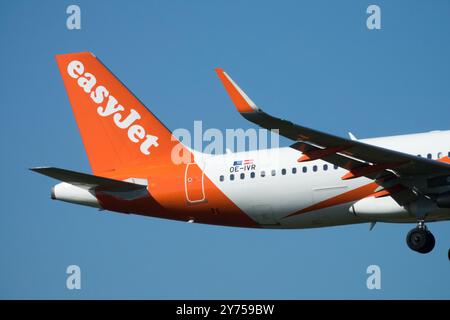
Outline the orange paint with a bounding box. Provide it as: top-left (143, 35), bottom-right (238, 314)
top-left (372, 185), bottom-right (405, 198)
top-left (56, 52), bottom-right (179, 174)
top-left (95, 164), bottom-right (259, 228)
top-left (215, 68), bottom-right (255, 113)
top-left (284, 182), bottom-right (379, 219)
top-left (298, 146), bottom-right (349, 162)
top-left (341, 162), bottom-right (406, 180)
top-left (56, 52), bottom-right (259, 228)
top-left (438, 156), bottom-right (450, 164)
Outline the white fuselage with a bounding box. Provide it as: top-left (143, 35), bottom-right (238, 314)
top-left (198, 130), bottom-right (450, 228)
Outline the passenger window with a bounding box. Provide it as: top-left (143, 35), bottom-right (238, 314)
top-left (230, 174), bottom-right (234, 181)
top-left (282, 169), bottom-right (286, 175)
top-left (302, 166), bottom-right (307, 173)
top-left (240, 173), bottom-right (245, 180)
top-left (448, 151), bottom-right (450, 157)
top-left (323, 164), bottom-right (328, 171)
top-left (427, 153), bottom-right (432, 159)
top-left (437, 152), bottom-right (443, 159)
top-left (313, 165), bottom-right (318, 172)
top-left (250, 172), bottom-right (255, 178)
top-left (271, 169), bottom-right (276, 176)
top-left (261, 171), bottom-right (266, 177)
top-left (219, 175), bottom-right (224, 182)
top-left (292, 167), bottom-right (297, 174)
top-left (334, 164), bottom-right (338, 170)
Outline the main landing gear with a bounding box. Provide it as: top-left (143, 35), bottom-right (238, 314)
top-left (406, 220), bottom-right (435, 254)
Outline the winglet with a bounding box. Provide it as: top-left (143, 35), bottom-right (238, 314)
top-left (348, 132), bottom-right (357, 141)
top-left (215, 68), bottom-right (259, 113)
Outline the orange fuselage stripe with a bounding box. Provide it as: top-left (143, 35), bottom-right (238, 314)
top-left (284, 182), bottom-right (379, 219)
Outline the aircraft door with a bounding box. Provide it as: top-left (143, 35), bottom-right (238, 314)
top-left (185, 162), bottom-right (206, 204)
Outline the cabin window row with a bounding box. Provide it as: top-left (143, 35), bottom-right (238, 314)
top-left (419, 151), bottom-right (450, 159)
top-left (219, 164), bottom-right (340, 182)
top-left (219, 152), bottom-right (450, 182)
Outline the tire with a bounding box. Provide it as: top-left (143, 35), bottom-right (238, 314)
top-left (417, 231), bottom-right (435, 254)
top-left (406, 228), bottom-right (428, 253)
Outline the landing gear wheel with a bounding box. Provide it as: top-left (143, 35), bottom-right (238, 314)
top-left (420, 231), bottom-right (435, 254)
top-left (407, 228), bottom-right (427, 252)
top-left (406, 227), bottom-right (435, 254)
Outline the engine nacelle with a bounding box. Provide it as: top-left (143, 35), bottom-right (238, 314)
top-left (350, 196), bottom-right (409, 219)
top-left (52, 182), bottom-right (100, 208)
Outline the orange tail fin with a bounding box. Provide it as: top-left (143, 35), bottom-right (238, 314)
top-left (56, 52), bottom-right (178, 174)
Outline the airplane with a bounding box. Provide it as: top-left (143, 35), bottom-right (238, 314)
top-left (32, 52), bottom-right (450, 257)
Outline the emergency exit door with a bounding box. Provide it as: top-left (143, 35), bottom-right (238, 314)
top-left (185, 163), bottom-right (206, 203)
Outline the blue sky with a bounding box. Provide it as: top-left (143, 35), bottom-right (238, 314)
top-left (1, 0), bottom-right (450, 299)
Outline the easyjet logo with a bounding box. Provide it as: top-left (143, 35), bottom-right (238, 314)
top-left (66, 60), bottom-right (159, 155)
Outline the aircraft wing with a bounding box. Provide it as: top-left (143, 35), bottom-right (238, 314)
top-left (215, 68), bottom-right (450, 181)
top-left (30, 167), bottom-right (147, 192)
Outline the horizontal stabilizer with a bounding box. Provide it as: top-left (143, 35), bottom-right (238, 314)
top-left (30, 167), bottom-right (146, 192)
